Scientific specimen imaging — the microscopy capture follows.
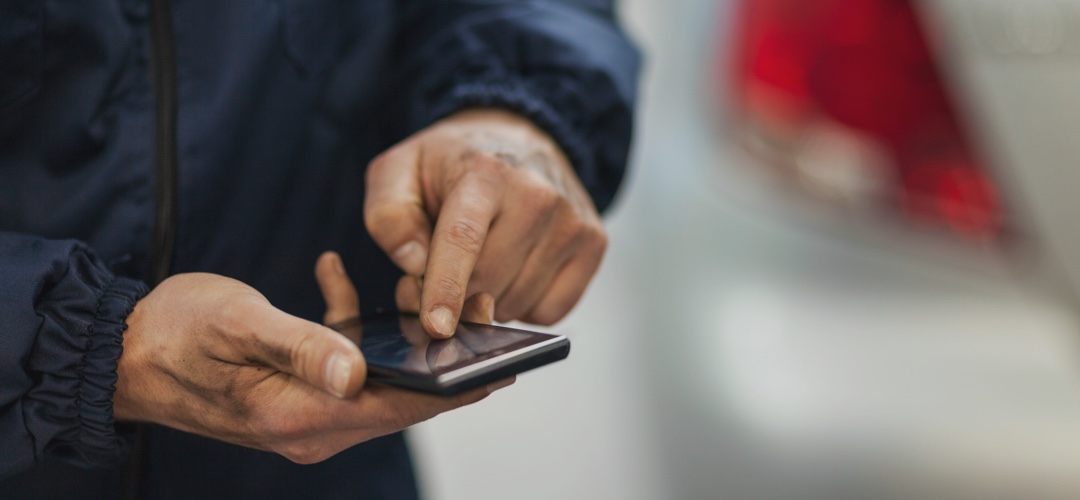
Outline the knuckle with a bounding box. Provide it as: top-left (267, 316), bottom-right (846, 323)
top-left (364, 164), bottom-right (380, 186)
top-left (287, 331), bottom-right (318, 379)
top-left (521, 180), bottom-right (561, 213)
top-left (460, 149), bottom-right (500, 170)
top-left (215, 295), bottom-right (254, 334)
top-left (365, 151), bottom-right (392, 181)
top-left (472, 154), bottom-right (503, 175)
top-left (529, 298), bottom-right (574, 327)
top-left (531, 310), bottom-right (561, 327)
top-left (430, 274), bottom-right (466, 304)
top-left (362, 205), bottom-right (381, 236)
top-left (214, 304), bottom-right (242, 338)
top-left (555, 217), bottom-right (587, 246)
top-left (558, 216), bottom-right (605, 253)
top-left (460, 170), bottom-right (503, 196)
top-left (213, 294), bottom-right (268, 352)
top-left (364, 204), bottom-right (404, 240)
top-left (587, 224), bottom-right (609, 255)
top-left (444, 218), bottom-right (486, 255)
top-left (494, 302), bottom-right (524, 323)
top-left (459, 151), bottom-right (510, 185)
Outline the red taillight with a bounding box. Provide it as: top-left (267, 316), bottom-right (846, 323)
top-left (728, 0), bottom-right (1005, 241)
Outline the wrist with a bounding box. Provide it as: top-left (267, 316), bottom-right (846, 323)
top-left (112, 296), bottom-right (150, 423)
top-left (442, 108), bottom-right (568, 159)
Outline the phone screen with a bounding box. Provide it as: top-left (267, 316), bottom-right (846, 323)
top-left (342, 314), bottom-right (556, 377)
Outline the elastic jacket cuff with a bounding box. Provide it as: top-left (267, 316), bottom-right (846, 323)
top-left (26, 256), bottom-right (149, 468)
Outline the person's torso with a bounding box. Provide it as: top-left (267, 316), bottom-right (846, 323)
top-left (0, 1), bottom-right (418, 497)
top-left (0, 0), bottom-right (407, 317)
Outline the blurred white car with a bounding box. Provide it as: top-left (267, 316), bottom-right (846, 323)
top-left (411, 3), bottom-right (1080, 499)
top-left (726, 0), bottom-right (1080, 301)
top-left (715, 1), bottom-right (1080, 496)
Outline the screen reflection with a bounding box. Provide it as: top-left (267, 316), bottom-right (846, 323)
top-left (331, 314), bottom-right (540, 376)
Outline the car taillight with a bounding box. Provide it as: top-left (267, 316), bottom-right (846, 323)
top-left (727, 0), bottom-right (1007, 242)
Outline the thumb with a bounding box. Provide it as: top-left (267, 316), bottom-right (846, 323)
top-left (364, 144), bottom-right (433, 276)
top-left (245, 301), bottom-right (367, 399)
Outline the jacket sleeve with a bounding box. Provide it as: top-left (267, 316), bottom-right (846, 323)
top-left (0, 231), bottom-right (149, 477)
top-left (388, 0), bottom-right (641, 212)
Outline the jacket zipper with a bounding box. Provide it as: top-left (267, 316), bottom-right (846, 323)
top-left (148, 0), bottom-right (178, 287)
top-left (123, 0), bottom-right (178, 497)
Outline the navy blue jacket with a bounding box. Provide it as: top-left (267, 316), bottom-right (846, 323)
top-left (0, 1), bottom-right (639, 498)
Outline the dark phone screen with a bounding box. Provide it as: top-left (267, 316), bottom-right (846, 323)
top-left (336, 314), bottom-right (555, 376)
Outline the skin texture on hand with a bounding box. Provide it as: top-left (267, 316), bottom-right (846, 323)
top-left (366, 109), bottom-right (608, 338)
top-left (113, 252), bottom-right (510, 464)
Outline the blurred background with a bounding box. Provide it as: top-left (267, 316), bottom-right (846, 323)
top-left (411, 0), bottom-right (1080, 498)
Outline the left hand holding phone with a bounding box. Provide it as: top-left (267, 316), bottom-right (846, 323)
top-left (112, 252), bottom-right (510, 464)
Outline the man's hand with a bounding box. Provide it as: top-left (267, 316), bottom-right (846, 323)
top-left (366, 109), bottom-right (607, 338)
top-left (113, 252), bottom-right (509, 464)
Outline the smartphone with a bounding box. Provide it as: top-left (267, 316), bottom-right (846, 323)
top-left (330, 313), bottom-right (570, 396)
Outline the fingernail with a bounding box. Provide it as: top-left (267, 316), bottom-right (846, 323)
top-left (333, 255), bottom-right (346, 275)
top-left (429, 306), bottom-right (455, 338)
top-left (392, 241), bottom-right (427, 276)
top-left (325, 351), bottom-right (353, 398)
